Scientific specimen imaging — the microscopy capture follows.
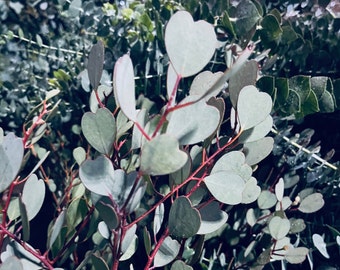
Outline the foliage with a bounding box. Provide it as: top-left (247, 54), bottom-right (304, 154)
top-left (0, 1), bottom-right (339, 270)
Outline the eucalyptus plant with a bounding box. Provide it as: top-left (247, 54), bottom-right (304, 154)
top-left (0, 10), bottom-right (331, 270)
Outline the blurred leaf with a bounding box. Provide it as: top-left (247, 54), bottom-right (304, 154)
top-left (113, 54), bottom-right (138, 121)
top-left (205, 171), bottom-right (245, 205)
top-left (165, 11), bottom-right (217, 78)
top-left (91, 254), bottom-right (109, 270)
top-left (154, 237), bottom-right (180, 267)
top-left (140, 134), bottom-right (188, 175)
top-left (235, 0), bottom-right (261, 36)
top-left (169, 196), bottom-right (200, 238)
top-left (285, 247), bottom-right (309, 264)
top-left (260, 14), bottom-right (283, 45)
top-left (81, 108), bottom-right (116, 155)
top-left (0, 133), bottom-right (24, 193)
top-left (298, 193), bottom-right (324, 213)
top-left (171, 260), bottom-right (193, 270)
top-left (18, 196), bottom-right (30, 242)
top-left (73, 147), bottom-right (86, 165)
top-left (0, 256), bottom-right (23, 270)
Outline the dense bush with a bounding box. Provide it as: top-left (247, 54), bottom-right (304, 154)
top-left (0, 0), bottom-right (339, 269)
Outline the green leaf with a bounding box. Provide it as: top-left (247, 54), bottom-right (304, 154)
top-left (66, 198), bottom-right (88, 232)
top-left (297, 89), bottom-right (320, 117)
top-left (243, 137), bottom-right (274, 166)
top-left (169, 196), bottom-right (201, 238)
top-left (235, 0), bottom-right (261, 36)
top-left (260, 14), bottom-right (283, 44)
top-left (257, 190), bottom-right (277, 209)
top-left (257, 75), bottom-right (275, 97)
top-left (284, 247), bottom-right (309, 264)
top-left (237, 86), bottom-right (272, 130)
top-left (312, 234), bottom-right (329, 259)
top-left (171, 260), bottom-right (193, 270)
top-left (289, 75), bottom-right (311, 103)
top-left (238, 116), bottom-right (273, 143)
top-left (189, 71), bottom-right (224, 101)
top-left (91, 254), bottom-right (109, 270)
top-left (242, 177), bottom-right (261, 204)
top-left (165, 11), bottom-right (217, 78)
top-left (73, 147), bottom-right (86, 165)
top-left (166, 97), bottom-right (220, 145)
top-left (81, 108), bottom-right (116, 155)
top-left (229, 60), bottom-right (258, 108)
top-left (121, 224), bottom-right (137, 254)
top-left (19, 196), bottom-right (30, 242)
top-left (79, 155), bottom-right (115, 196)
top-left (0, 133), bottom-right (24, 193)
top-left (268, 216), bottom-right (290, 240)
top-left (298, 193), bottom-right (324, 213)
top-left (319, 90), bottom-right (335, 112)
top-left (205, 171), bottom-right (245, 205)
top-left (87, 40), bottom-right (104, 90)
top-left (211, 151), bottom-right (252, 181)
top-left (49, 210), bottom-right (66, 248)
top-left (197, 201), bottom-right (228, 235)
top-left (154, 236), bottom-right (180, 267)
top-left (140, 134), bottom-right (188, 175)
top-left (22, 174), bottom-right (45, 221)
top-left (95, 197), bottom-right (119, 230)
top-left (113, 54), bottom-right (138, 121)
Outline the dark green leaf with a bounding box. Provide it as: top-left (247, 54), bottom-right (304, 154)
top-left (197, 201), bottom-right (228, 235)
top-left (235, 0), bottom-right (261, 36)
top-left (91, 254), bottom-right (109, 270)
top-left (19, 196), bottom-right (30, 242)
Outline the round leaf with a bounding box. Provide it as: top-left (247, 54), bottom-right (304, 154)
top-left (205, 171), bottom-right (245, 205)
top-left (237, 86), bottom-right (272, 130)
top-left (269, 216), bottom-right (290, 240)
top-left (168, 196), bottom-right (201, 238)
top-left (238, 115), bottom-right (273, 143)
top-left (257, 190), bottom-right (277, 209)
top-left (165, 11), bottom-right (217, 78)
top-left (81, 108), bottom-right (116, 155)
top-left (189, 71), bottom-right (224, 101)
top-left (113, 54), bottom-right (138, 121)
top-left (79, 155), bottom-right (115, 196)
top-left (243, 137), bottom-right (274, 166)
top-left (298, 193), bottom-right (324, 213)
top-left (140, 134), bottom-right (188, 176)
top-left (197, 201), bottom-right (228, 235)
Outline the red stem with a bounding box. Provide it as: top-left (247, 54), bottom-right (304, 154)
top-left (144, 228), bottom-right (169, 270)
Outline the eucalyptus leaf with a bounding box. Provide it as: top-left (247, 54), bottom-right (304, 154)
top-left (205, 171), bottom-right (245, 205)
top-left (238, 116), bottom-right (273, 143)
top-left (91, 254), bottom-right (109, 270)
top-left (140, 134), bottom-right (188, 175)
top-left (165, 11), bottom-right (217, 78)
top-left (73, 147), bottom-right (86, 165)
top-left (242, 177), bottom-right (261, 204)
top-left (312, 234), bottom-right (330, 259)
top-left (0, 256), bottom-right (23, 270)
top-left (0, 133), bottom-right (24, 193)
top-left (49, 210), bottom-right (66, 248)
top-left (268, 216), bottom-right (290, 240)
top-left (257, 190), bottom-right (277, 209)
top-left (113, 54), bottom-right (138, 121)
top-left (87, 40), bottom-right (104, 90)
top-left (22, 174), bottom-right (45, 221)
top-left (154, 203), bottom-right (165, 236)
top-left (95, 197), bottom-right (119, 230)
top-left (298, 193), bottom-right (324, 213)
top-left (243, 137), bottom-right (274, 166)
top-left (237, 86), bottom-right (272, 131)
top-left (275, 178), bottom-right (284, 202)
top-left (166, 96), bottom-right (220, 145)
top-left (81, 108), bottom-right (116, 155)
top-left (235, 0), bottom-right (261, 36)
top-left (19, 196), bottom-right (30, 242)
top-left (197, 201), bottom-right (228, 235)
top-left (189, 71), bottom-right (223, 101)
top-left (284, 247), bottom-right (309, 264)
top-left (154, 237), bottom-right (180, 267)
top-left (168, 196), bottom-right (201, 238)
top-left (171, 260), bottom-right (193, 270)
top-left (289, 218), bottom-right (306, 234)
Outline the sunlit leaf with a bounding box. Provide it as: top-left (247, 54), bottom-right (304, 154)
top-left (165, 11), bottom-right (217, 78)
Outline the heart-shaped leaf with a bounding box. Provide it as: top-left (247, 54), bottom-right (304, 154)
top-left (242, 177), bottom-right (261, 204)
top-left (243, 137), bottom-right (274, 166)
top-left (0, 133), bottom-right (24, 193)
top-left (197, 201), bottom-right (228, 235)
top-left (205, 171), bottom-right (245, 205)
top-left (87, 40), bottom-right (104, 90)
top-left (81, 108), bottom-right (116, 155)
top-left (79, 155), bottom-right (115, 196)
top-left (19, 196), bottom-right (30, 241)
top-left (169, 196), bottom-right (201, 238)
top-left (269, 216), bottom-right (290, 240)
top-left (284, 247), bottom-right (309, 264)
top-left (298, 193), bottom-right (324, 213)
top-left (211, 151), bottom-right (252, 181)
top-left (166, 96), bottom-right (220, 145)
top-left (165, 11), bottom-right (217, 78)
top-left (154, 237), bottom-right (180, 267)
top-left (140, 134), bottom-right (188, 175)
top-left (237, 86), bottom-right (272, 130)
top-left (189, 71), bottom-right (224, 101)
top-left (22, 174), bottom-right (45, 221)
top-left (113, 54), bottom-right (138, 121)
top-left (257, 190), bottom-right (277, 209)
top-left (238, 115), bottom-right (273, 143)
